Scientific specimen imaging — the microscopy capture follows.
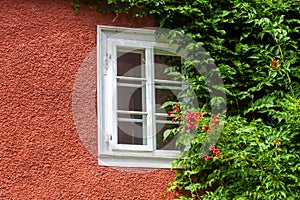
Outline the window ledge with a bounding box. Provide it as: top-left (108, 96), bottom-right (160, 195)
top-left (98, 153), bottom-right (177, 168)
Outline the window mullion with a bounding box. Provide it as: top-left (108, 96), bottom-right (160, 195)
top-left (141, 50), bottom-right (147, 146)
top-left (146, 47), bottom-right (155, 151)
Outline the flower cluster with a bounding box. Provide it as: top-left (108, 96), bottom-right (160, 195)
top-left (204, 146), bottom-right (221, 161)
top-left (202, 114), bottom-right (220, 132)
top-left (209, 145), bottom-right (220, 155)
top-left (185, 110), bottom-right (207, 130)
top-left (166, 106), bottom-right (222, 162)
top-left (167, 103), bottom-right (182, 122)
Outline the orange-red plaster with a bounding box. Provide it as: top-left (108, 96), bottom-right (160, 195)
top-left (0, 0), bottom-right (178, 199)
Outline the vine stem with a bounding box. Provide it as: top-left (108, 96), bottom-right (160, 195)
top-left (188, 175), bottom-right (201, 199)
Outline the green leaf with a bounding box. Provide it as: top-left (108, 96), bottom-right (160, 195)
top-left (163, 129), bottom-right (173, 140)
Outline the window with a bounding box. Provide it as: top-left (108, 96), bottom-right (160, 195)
top-left (97, 26), bottom-right (182, 168)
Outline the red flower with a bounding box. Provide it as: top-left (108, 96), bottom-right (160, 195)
top-left (204, 154), bottom-right (213, 161)
top-left (172, 117), bottom-right (178, 122)
top-left (173, 103), bottom-right (180, 113)
top-left (203, 125), bottom-right (211, 132)
top-left (212, 114), bottom-right (219, 126)
top-left (209, 146), bottom-right (221, 154)
top-left (185, 125), bottom-right (192, 130)
top-left (167, 103), bottom-right (182, 122)
top-left (209, 146), bottom-right (215, 151)
top-left (213, 149), bottom-right (220, 155)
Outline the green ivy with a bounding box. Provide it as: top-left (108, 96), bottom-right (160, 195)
top-left (73, 0), bottom-right (300, 199)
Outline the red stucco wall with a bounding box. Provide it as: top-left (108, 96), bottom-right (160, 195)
top-left (0, 0), bottom-right (178, 199)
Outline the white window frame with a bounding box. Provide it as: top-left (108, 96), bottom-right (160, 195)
top-left (97, 25), bottom-right (181, 168)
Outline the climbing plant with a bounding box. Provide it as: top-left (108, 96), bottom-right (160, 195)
top-left (73, 0), bottom-right (300, 199)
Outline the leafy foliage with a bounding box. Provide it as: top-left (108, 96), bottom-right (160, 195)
top-left (169, 102), bottom-right (300, 199)
top-left (73, 0), bottom-right (300, 199)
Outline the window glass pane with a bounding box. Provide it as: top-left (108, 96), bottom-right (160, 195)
top-left (155, 90), bottom-right (179, 150)
top-left (117, 120), bottom-right (146, 145)
top-left (117, 86), bottom-right (143, 111)
top-left (156, 122), bottom-right (179, 150)
top-left (117, 113), bottom-right (147, 145)
top-left (154, 52), bottom-right (182, 150)
top-left (116, 48), bottom-right (147, 145)
top-left (117, 49), bottom-right (144, 78)
top-left (155, 88), bottom-right (178, 109)
top-left (154, 53), bottom-right (181, 80)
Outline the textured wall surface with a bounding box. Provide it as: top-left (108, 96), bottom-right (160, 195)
top-left (0, 0), bottom-right (177, 199)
